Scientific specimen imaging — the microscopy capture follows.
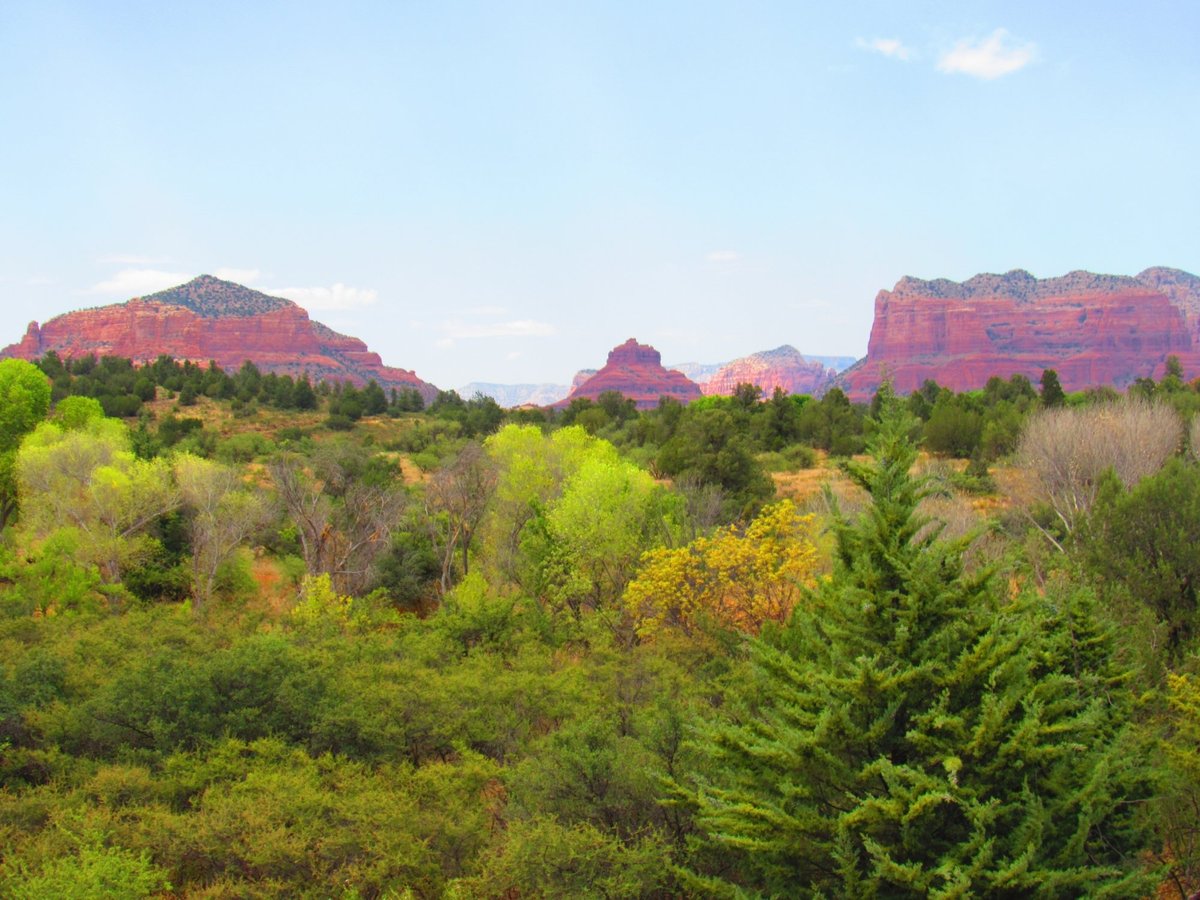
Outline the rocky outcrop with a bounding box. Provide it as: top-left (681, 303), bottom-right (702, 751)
top-left (2, 275), bottom-right (439, 402)
top-left (671, 354), bottom-right (857, 383)
top-left (807, 354), bottom-right (858, 373)
top-left (459, 382), bottom-right (571, 408)
top-left (666, 360), bottom-right (724, 384)
top-left (561, 339), bottom-right (702, 409)
top-left (842, 268), bottom-right (1200, 400)
top-left (702, 345), bottom-right (837, 398)
top-left (570, 369), bottom-right (598, 392)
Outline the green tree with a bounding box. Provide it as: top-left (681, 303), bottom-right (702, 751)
top-left (16, 418), bottom-right (179, 582)
top-left (53, 395), bottom-right (105, 431)
top-left (392, 386), bottom-right (425, 413)
top-left (291, 373), bottom-right (318, 410)
top-left (463, 392), bottom-right (504, 437)
top-left (754, 387), bottom-right (805, 451)
top-left (175, 454), bottom-right (269, 613)
top-left (596, 390), bottom-right (638, 424)
top-left (796, 386), bottom-right (866, 456)
top-left (1083, 458), bottom-right (1200, 658)
top-left (270, 444), bottom-right (407, 595)
top-left (682, 403), bottom-right (1153, 897)
top-left (905, 379), bottom-right (943, 422)
top-left (922, 391), bottom-right (983, 457)
top-left (732, 382), bottom-right (763, 410)
top-left (5, 837), bottom-right (170, 899)
top-left (1040, 368), bottom-right (1066, 407)
top-left (361, 379), bottom-right (388, 415)
top-left (464, 818), bottom-right (672, 899)
top-left (1157, 672), bottom-right (1200, 898)
top-left (478, 424), bottom-right (601, 588)
top-left (0, 358), bottom-right (52, 529)
top-left (524, 452), bottom-right (682, 615)
top-left (657, 407), bottom-right (773, 519)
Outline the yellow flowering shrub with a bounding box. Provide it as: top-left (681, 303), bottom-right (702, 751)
top-left (624, 499), bottom-right (817, 636)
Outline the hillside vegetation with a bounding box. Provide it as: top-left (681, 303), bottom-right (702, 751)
top-left (142, 275), bottom-right (293, 318)
top-left (2, 354), bottom-right (1200, 897)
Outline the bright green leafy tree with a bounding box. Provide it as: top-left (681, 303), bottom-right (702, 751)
top-left (478, 424), bottom-right (614, 590)
top-left (4, 836), bottom-right (170, 899)
top-left (0, 359), bottom-right (52, 529)
top-left (525, 452), bottom-right (683, 615)
top-left (15, 417), bottom-right (178, 582)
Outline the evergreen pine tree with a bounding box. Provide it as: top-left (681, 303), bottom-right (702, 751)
top-left (361, 379), bottom-right (388, 415)
top-left (1040, 368), bottom-right (1066, 407)
top-left (682, 402), bottom-right (1153, 897)
top-left (292, 374), bottom-right (318, 411)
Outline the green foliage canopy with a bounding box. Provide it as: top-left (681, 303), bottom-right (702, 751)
top-left (16, 418), bottom-right (178, 582)
top-left (0, 359), bottom-right (52, 528)
top-left (682, 403), bottom-right (1154, 897)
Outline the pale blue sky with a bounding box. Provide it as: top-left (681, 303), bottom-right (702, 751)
top-left (1, 1), bottom-right (1197, 389)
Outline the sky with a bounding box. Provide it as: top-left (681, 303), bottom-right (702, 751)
top-left (1, 1), bottom-right (1198, 390)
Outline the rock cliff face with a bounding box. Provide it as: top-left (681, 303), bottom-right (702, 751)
top-left (2, 275), bottom-right (439, 402)
top-left (702, 345), bottom-right (837, 398)
top-left (561, 339), bottom-right (702, 409)
top-left (842, 267), bottom-right (1200, 400)
top-left (570, 369), bottom-right (598, 392)
top-left (666, 360), bottom-right (724, 384)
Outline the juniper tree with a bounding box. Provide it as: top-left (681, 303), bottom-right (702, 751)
top-left (683, 402), bottom-right (1154, 898)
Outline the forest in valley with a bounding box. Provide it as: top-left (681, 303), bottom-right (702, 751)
top-left (2, 352), bottom-right (1200, 897)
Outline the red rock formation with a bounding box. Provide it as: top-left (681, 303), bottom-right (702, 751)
top-left (570, 369), bottom-right (598, 392)
top-left (561, 339), bottom-right (702, 410)
top-left (1, 275), bottom-right (439, 402)
top-left (842, 268), bottom-right (1200, 400)
top-left (702, 345), bottom-right (837, 398)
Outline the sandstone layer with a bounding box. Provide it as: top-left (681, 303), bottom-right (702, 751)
top-left (842, 267), bottom-right (1200, 400)
top-left (701, 345), bottom-right (837, 398)
top-left (2, 275), bottom-right (439, 402)
top-left (561, 339), bottom-right (702, 409)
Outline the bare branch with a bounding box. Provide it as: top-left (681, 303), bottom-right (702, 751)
top-left (1017, 397), bottom-right (1180, 544)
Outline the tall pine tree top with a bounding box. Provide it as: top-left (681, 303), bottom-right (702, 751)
top-left (683, 400), bottom-right (1154, 898)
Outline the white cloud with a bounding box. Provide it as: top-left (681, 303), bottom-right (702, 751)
top-left (856, 37), bottom-right (914, 61)
top-left (440, 318), bottom-right (556, 339)
top-left (462, 305), bottom-right (510, 316)
top-left (506, 351), bottom-right (522, 361)
top-left (937, 29), bottom-right (1035, 80)
top-left (214, 267), bottom-right (262, 284)
top-left (263, 283), bottom-right (379, 311)
top-left (89, 268), bottom-right (192, 295)
top-left (706, 250), bottom-right (741, 263)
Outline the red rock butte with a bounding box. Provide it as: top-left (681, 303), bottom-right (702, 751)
top-left (0, 275), bottom-right (439, 402)
top-left (560, 338), bottom-right (703, 410)
top-left (702, 345), bottom-right (837, 398)
top-left (841, 267), bottom-right (1200, 401)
